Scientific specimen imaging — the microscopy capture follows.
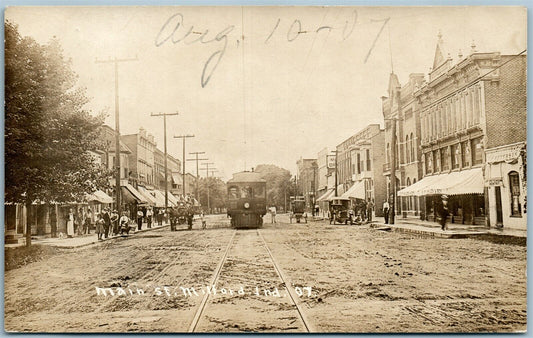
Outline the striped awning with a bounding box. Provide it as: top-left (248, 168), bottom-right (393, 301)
top-left (398, 168), bottom-right (483, 197)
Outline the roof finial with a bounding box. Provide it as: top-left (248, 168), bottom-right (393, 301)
top-left (470, 40), bottom-right (477, 53)
top-left (437, 30), bottom-right (443, 41)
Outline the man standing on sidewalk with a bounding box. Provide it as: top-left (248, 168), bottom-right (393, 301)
top-left (383, 200), bottom-right (390, 224)
top-left (137, 208), bottom-right (144, 231)
top-left (439, 195), bottom-right (449, 231)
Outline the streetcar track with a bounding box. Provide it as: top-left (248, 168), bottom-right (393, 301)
top-left (188, 230), bottom-right (237, 332)
top-left (188, 229), bottom-right (314, 333)
top-left (257, 229), bottom-right (314, 332)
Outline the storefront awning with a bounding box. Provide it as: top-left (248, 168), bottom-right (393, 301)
top-left (167, 192), bottom-right (180, 205)
top-left (153, 189), bottom-right (173, 208)
top-left (86, 190), bottom-right (113, 204)
top-left (316, 188), bottom-right (334, 202)
top-left (341, 181), bottom-right (365, 200)
top-left (121, 184), bottom-right (149, 204)
top-left (137, 186), bottom-right (158, 206)
top-left (398, 168), bottom-right (483, 197)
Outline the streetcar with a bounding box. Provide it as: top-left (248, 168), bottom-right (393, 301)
top-left (227, 171), bottom-right (267, 228)
top-left (289, 196), bottom-right (307, 223)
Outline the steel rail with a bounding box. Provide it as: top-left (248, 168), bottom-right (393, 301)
top-left (188, 230), bottom-right (237, 332)
top-left (256, 229), bottom-right (315, 333)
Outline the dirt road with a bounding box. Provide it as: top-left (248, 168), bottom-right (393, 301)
top-left (4, 214), bottom-right (526, 332)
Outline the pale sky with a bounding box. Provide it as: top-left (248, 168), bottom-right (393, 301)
top-left (6, 6), bottom-right (527, 180)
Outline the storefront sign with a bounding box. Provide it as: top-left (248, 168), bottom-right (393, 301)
top-left (486, 144), bottom-right (524, 163)
top-left (327, 155), bottom-right (335, 168)
top-left (487, 177), bottom-right (503, 186)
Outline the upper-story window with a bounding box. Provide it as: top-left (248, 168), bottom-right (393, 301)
top-left (433, 150), bottom-right (440, 173)
top-left (461, 141), bottom-right (471, 167)
top-left (471, 138), bottom-right (483, 165)
top-left (410, 133), bottom-right (416, 162)
top-left (441, 147), bottom-right (449, 171)
top-left (405, 135), bottom-right (410, 163)
top-left (357, 153), bottom-right (361, 174)
top-left (451, 144), bottom-right (460, 169)
top-left (366, 149), bottom-right (371, 171)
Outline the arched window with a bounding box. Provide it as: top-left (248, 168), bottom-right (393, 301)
top-left (509, 171), bottom-right (522, 216)
top-left (405, 135), bottom-right (410, 163)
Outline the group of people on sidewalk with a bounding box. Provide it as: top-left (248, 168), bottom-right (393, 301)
top-left (66, 207), bottom-right (165, 240)
top-left (382, 194), bottom-right (450, 231)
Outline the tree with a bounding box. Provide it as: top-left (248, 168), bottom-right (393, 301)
top-left (198, 177), bottom-right (227, 213)
top-left (5, 22), bottom-right (109, 245)
top-left (254, 164), bottom-right (296, 210)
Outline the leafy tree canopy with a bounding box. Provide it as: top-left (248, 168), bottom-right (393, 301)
top-left (254, 164), bottom-right (296, 209)
top-left (5, 21), bottom-right (109, 204)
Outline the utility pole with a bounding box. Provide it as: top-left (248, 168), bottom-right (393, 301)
top-left (389, 86), bottom-right (401, 225)
top-left (201, 162), bottom-right (215, 213)
top-left (187, 152), bottom-right (207, 201)
top-left (334, 150), bottom-right (339, 197)
top-left (151, 112), bottom-right (178, 213)
top-left (174, 134), bottom-right (195, 199)
top-left (96, 55), bottom-right (138, 217)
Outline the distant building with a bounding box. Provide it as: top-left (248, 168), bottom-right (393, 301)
top-left (121, 127), bottom-right (156, 189)
top-left (154, 148), bottom-right (181, 193)
top-left (336, 124), bottom-right (386, 216)
top-left (296, 158), bottom-right (318, 212)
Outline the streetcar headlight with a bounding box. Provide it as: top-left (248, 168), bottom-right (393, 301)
top-left (244, 202), bottom-right (250, 209)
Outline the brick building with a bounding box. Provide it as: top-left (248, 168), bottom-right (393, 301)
top-left (398, 34), bottom-right (527, 229)
top-left (382, 73), bottom-right (425, 218)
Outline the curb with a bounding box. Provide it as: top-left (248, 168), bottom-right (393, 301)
top-left (34, 224), bottom-right (171, 249)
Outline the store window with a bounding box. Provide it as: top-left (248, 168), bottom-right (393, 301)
top-left (471, 138), bottom-right (483, 165)
top-left (441, 147), bottom-right (449, 171)
top-left (451, 144), bottom-right (460, 169)
top-left (509, 171), bottom-right (522, 216)
top-left (433, 150), bottom-right (440, 173)
top-left (461, 141), bottom-right (471, 167)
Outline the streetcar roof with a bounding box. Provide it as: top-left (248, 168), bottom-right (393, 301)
top-left (227, 171), bottom-right (266, 183)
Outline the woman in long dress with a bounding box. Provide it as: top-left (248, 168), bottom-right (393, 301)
top-left (66, 208), bottom-right (75, 238)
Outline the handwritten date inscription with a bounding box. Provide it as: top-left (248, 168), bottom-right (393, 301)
top-left (155, 11), bottom-right (387, 88)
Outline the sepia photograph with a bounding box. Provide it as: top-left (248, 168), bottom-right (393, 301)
top-left (3, 5), bottom-right (527, 333)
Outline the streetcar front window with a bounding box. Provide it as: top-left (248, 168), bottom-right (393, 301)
top-left (254, 185), bottom-right (265, 198)
top-left (241, 186), bottom-right (252, 198)
top-left (228, 186), bottom-right (239, 199)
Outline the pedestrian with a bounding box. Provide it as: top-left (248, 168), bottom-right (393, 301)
top-left (270, 206), bottom-right (277, 223)
top-left (66, 208), bottom-right (75, 238)
top-left (102, 208), bottom-right (111, 239)
top-left (137, 208), bottom-right (144, 231)
top-left (439, 195), bottom-right (449, 231)
top-left (110, 210), bottom-right (119, 236)
top-left (119, 211), bottom-right (130, 235)
top-left (95, 213), bottom-right (105, 240)
top-left (201, 211), bottom-right (206, 229)
top-left (85, 208), bottom-right (93, 234)
top-left (158, 208), bottom-right (164, 226)
top-left (361, 199), bottom-right (368, 221)
top-left (383, 200), bottom-right (390, 224)
top-left (146, 207), bottom-right (153, 228)
top-left (367, 199), bottom-right (374, 222)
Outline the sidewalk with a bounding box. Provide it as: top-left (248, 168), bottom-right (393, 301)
top-left (371, 216), bottom-right (527, 239)
top-left (5, 222), bottom-right (171, 249)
